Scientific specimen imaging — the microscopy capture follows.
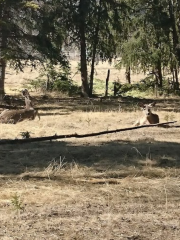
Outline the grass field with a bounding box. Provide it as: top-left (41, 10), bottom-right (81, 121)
top-left (0, 62), bottom-right (180, 239)
top-left (5, 60), bottom-right (146, 94)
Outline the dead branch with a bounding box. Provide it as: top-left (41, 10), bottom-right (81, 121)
top-left (0, 121), bottom-right (177, 145)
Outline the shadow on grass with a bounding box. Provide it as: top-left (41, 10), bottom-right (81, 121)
top-left (3, 95), bottom-right (180, 116)
top-left (39, 112), bottom-right (70, 116)
top-left (0, 139), bottom-right (180, 176)
top-left (29, 96), bottom-right (180, 114)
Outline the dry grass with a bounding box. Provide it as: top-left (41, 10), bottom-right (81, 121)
top-left (0, 176), bottom-right (180, 240)
top-left (5, 60), bottom-right (146, 94)
top-left (0, 63), bottom-right (180, 239)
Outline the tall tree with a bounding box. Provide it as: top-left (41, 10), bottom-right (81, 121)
top-left (78, 0), bottom-right (89, 96)
top-left (117, 0), bottom-right (178, 89)
top-left (89, 0), bottom-right (102, 96)
top-left (168, 0), bottom-right (180, 88)
top-left (55, 0), bottom-right (129, 97)
top-left (0, 0), bottom-right (67, 98)
top-left (0, 0), bottom-right (9, 99)
top-left (87, 0), bottom-right (129, 96)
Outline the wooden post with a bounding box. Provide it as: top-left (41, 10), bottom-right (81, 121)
top-left (105, 69), bottom-right (110, 97)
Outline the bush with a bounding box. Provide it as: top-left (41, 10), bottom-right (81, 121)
top-left (113, 76), bottom-right (155, 97)
top-left (25, 63), bottom-right (80, 96)
top-left (114, 75), bottom-right (180, 98)
top-left (53, 79), bottom-right (79, 96)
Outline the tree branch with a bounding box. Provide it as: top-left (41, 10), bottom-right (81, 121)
top-left (0, 121), bottom-right (177, 145)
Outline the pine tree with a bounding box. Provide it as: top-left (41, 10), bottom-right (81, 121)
top-left (53, 0), bottom-right (129, 97)
top-left (117, 0), bottom-right (179, 89)
top-left (0, 0), bottom-right (67, 97)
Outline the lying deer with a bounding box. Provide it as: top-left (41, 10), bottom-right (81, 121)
top-left (0, 89), bottom-right (40, 124)
top-left (134, 102), bottom-right (159, 126)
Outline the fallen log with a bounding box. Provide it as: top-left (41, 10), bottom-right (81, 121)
top-left (0, 121), bottom-right (177, 145)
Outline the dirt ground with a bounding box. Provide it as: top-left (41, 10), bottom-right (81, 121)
top-left (0, 64), bottom-right (180, 240)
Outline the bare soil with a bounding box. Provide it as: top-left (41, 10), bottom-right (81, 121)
top-left (0, 64), bottom-right (180, 240)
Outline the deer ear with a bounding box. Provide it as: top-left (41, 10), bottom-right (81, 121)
top-left (138, 102), bottom-right (144, 108)
top-left (22, 89), bottom-right (26, 97)
top-left (22, 89), bottom-right (30, 98)
top-left (148, 102), bottom-right (156, 107)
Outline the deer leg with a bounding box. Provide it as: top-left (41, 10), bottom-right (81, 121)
top-left (133, 120), bottom-right (140, 127)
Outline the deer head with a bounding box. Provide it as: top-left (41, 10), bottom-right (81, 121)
top-left (22, 89), bottom-right (33, 109)
top-left (138, 102), bottom-right (156, 116)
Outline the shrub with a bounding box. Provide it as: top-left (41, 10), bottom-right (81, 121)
top-left (113, 75), bottom-right (180, 97)
top-left (25, 63), bottom-right (79, 96)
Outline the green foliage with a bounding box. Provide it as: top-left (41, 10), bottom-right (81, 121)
top-left (1, 0), bottom-right (68, 71)
top-left (114, 78), bottom-right (153, 96)
top-left (25, 79), bottom-right (46, 92)
top-left (55, 0), bottom-right (130, 95)
top-left (42, 64), bottom-right (79, 95)
top-left (52, 79), bottom-right (79, 96)
top-left (86, 0), bottom-right (129, 63)
top-left (116, 0), bottom-right (180, 90)
top-left (20, 131), bottom-right (31, 139)
top-left (119, 83), bottom-right (133, 93)
top-left (11, 193), bottom-right (24, 211)
top-left (26, 63), bottom-right (79, 96)
top-left (113, 77), bottom-right (155, 97)
top-left (24, 1), bottom-right (39, 9)
top-left (2, 0), bottom-right (180, 95)
top-left (114, 75), bottom-right (180, 98)
top-left (93, 78), bottom-right (114, 95)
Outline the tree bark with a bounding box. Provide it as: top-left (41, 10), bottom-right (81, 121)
top-left (174, 68), bottom-right (179, 89)
top-left (168, 0), bottom-right (179, 88)
top-left (0, 59), bottom-right (6, 100)
top-left (0, 2), bottom-right (7, 99)
top-left (105, 69), bottom-right (110, 97)
top-left (89, 0), bottom-right (102, 96)
top-left (79, 0), bottom-right (89, 97)
top-left (156, 60), bottom-right (163, 88)
top-left (125, 66), bottom-right (131, 84)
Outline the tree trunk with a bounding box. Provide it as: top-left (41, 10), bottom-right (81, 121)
top-left (79, 0), bottom-right (89, 97)
top-left (174, 68), bottom-right (179, 90)
top-left (168, 0), bottom-right (180, 89)
top-left (0, 3), bottom-right (6, 99)
top-left (168, 0), bottom-right (179, 49)
top-left (46, 75), bottom-right (50, 91)
top-left (89, 0), bottom-right (102, 96)
top-left (156, 61), bottom-right (163, 88)
top-left (105, 69), bottom-right (110, 97)
top-left (0, 59), bottom-right (6, 99)
top-left (172, 68), bottom-right (175, 90)
top-left (125, 66), bottom-right (131, 84)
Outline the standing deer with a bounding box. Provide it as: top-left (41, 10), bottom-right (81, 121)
top-left (134, 102), bottom-right (159, 126)
top-left (0, 89), bottom-right (40, 124)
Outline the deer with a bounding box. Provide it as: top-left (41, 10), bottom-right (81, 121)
top-left (0, 89), bottom-right (40, 124)
top-left (134, 102), bottom-right (159, 126)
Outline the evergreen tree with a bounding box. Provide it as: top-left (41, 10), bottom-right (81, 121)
top-left (87, 0), bottom-right (129, 95)
top-left (0, 0), bottom-right (67, 97)
top-left (117, 0), bottom-right (180, 90)
top-left (54, 0), bottom-right (129, 97)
